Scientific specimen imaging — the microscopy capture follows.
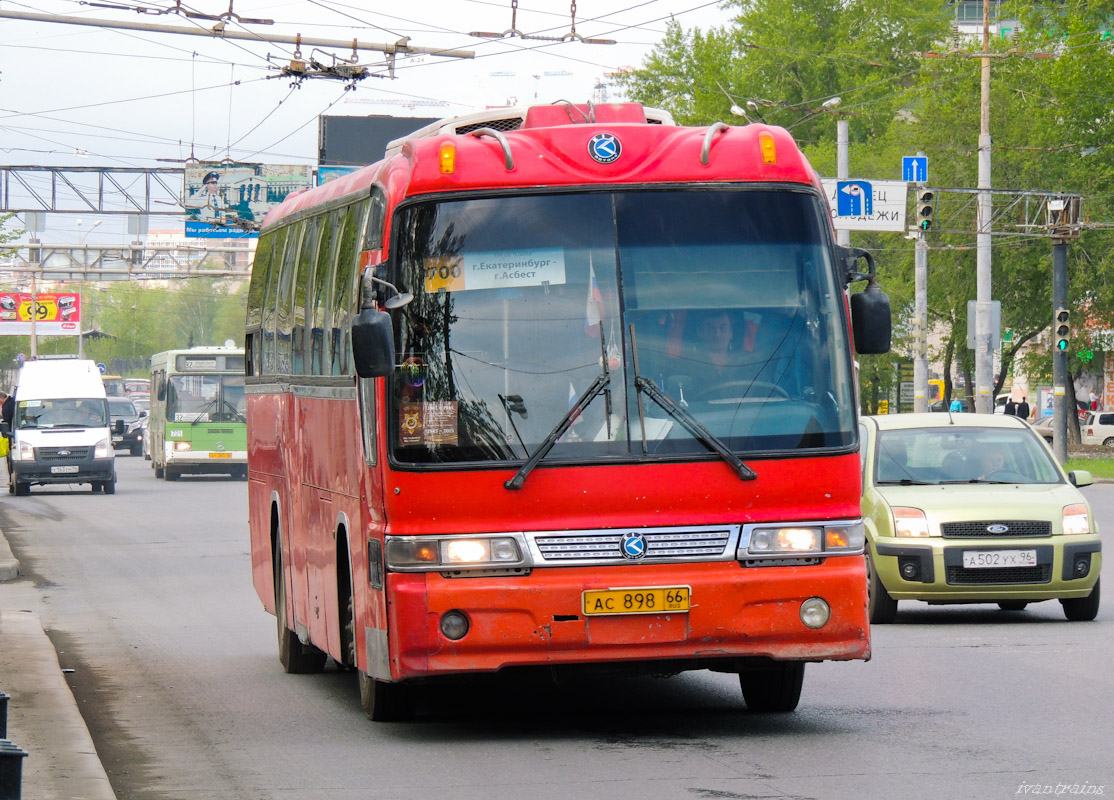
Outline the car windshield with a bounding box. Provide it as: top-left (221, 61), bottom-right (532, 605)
top-left (875, 426), bottom-right (1062, 485)
top-left (108, 398), bottom-right (137, 418)
top-left (388, 188), bottom-right (856, 466)
top-left (16, 398), bottom-right (109, 428)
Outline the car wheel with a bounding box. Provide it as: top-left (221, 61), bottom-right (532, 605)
top-left (14, 480), bottom-right (30, 496)
top-left (104, 477), bottom-right (116, 495)
top-left (997, 601), bottom-right (1028, 611)
top-left (1103, 438), bottom-right (1114, 448)
top-left (1061, 578), bottom-right (1100, 622)
top-left (130, 444), bottom-right (141, 456)
top-left (866, 550), bottom-right (898, 624)
top-left (739, 662), bottom-right (805, 712)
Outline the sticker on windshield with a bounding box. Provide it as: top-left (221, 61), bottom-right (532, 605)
top-left (423, 248), bottom-right (566, 293)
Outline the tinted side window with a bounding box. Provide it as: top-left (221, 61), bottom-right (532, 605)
top-left (330, 203), bottom-right (365, 376)
top-left (275, 221), bottom-right (303, 375)
top-left (292, 217), bottom-right (320, 375)
top-left (260, 226), bottom-right (289, 376)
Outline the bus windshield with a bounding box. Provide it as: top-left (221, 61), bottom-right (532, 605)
top-left (167, 374), bottom-right (246, 423)
top-left (390, 188), bottom-right (855, 466)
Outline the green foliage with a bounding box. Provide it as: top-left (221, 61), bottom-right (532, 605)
top-left (618, 0), bottom-right (1114, 405)
top-left (0, 279), bottom-right (245, 376)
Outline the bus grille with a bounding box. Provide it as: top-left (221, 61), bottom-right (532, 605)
top-left (534, 528), bottom-right (732, 562)
top-left (941, 521), bottom-right (1051, 538)
top-left (39, 446), bottom-right (92, 461)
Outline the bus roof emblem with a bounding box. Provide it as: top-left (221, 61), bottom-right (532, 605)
top-left (588, 133), bottom-right (621, 164)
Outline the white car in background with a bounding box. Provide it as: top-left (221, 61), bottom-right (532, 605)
top-left (1081, 411), bottom-right (1114, 447)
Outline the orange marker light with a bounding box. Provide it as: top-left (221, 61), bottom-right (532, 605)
top-left (439, 142), bottom-right (456, 174)
top-left (758, 131), bottom-right (777, 165)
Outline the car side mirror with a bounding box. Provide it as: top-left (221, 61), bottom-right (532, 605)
top-left (1068, 470), bottom-right (1093, 488)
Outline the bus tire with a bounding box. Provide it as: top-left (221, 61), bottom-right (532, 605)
top-left (739, 662), bottom-right (805, 713)
top-left (359, 673), bottom-right (412, 722)
top-left (867, 550), bottom-right (898, 624)
top-left (165, 467), bottom-right (179, 481)
top-left (275, 544), bottom-right (326, 674)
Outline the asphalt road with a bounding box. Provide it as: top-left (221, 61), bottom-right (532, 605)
top-left (0, 455), bottom-right (1111, 800)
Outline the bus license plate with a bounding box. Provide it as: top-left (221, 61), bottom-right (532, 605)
top-left (962, 549), bottom-right (1037, 569)
top-left (208, 453), bottom-right (232, 459)
top-left (50, 465), bottom-right (80, 474)
top-left (583, 586), bottom-right (690, 616)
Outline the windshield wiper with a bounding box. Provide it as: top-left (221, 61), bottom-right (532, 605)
top-left (877, 479), bottom-right (935, 485)
top-left (504, 373), bottom-right (609, 491)
top-left (629, 323), bottom-right (756, 481)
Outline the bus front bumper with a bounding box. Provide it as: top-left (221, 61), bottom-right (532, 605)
top-left (383, 558), bottom-right (870, 680)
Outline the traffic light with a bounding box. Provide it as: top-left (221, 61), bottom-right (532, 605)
top-left (916, 189), bottom-right (935, 231)
top-left (1054, 307), bottom-right (1070, 352)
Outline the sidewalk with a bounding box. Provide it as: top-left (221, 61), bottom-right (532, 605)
top-left (0, 530), bottom-right (117, 800)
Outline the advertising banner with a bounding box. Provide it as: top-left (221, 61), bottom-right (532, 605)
top-left (0, 291), bottom-right (81, 336)
top-left (183, 163), bottom-right (313, 238)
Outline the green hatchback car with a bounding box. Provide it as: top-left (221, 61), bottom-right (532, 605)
top-left (861, 413), bottom-right (1102, 623)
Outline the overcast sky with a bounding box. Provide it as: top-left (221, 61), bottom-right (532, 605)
top-left (1, 2), bottom-right (732, 170)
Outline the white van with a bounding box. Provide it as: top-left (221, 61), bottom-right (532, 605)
top-left (5, 360), bottom-right (117, 495)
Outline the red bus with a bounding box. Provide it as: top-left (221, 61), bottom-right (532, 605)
top-left (246, 102), bottom-right (891, 720)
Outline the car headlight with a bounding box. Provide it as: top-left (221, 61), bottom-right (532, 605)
top-left (742, 522), bottom-right (864, 557)
top-left (15, 440), bottom-right (34, 461)
top-left (1062, 503), bottom-right (1090, 535)
top-left (94, 437), bottom-right (112, 458)
top-left (892, 507), bottom-right (930, 537)
top-left (385, 535), bottom-right (526, 571)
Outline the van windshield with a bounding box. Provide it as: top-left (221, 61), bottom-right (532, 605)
top-left (16, 398), bottom-right (109, 428)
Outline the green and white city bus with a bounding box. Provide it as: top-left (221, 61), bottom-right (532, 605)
top-left (149, 345), bottom-right (247, 480)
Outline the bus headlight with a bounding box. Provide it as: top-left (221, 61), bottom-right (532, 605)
top-left (741, 522), bottom-right (864, 558)
top-left (173, 441), bottom-right (192, 452)
top-left (386, 536), bottom-right (525, 570)
top-left (94, 437), bottom-right (112, 458)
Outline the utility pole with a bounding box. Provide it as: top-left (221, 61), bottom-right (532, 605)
top-left (974, 0), bottom-right (994, 414)
top-left (836, 119), bottom-right (850, 248)
top-left (913, 228), bottom-right (929, 413)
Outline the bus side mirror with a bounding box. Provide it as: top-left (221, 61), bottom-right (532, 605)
top-left (351, 309), bottom-right (396, 379)
top-left (850, 281), bottom-right (892, 355)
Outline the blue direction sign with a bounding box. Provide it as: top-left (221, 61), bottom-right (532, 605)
top-left (836, 180), bottom-right (873, 216)
top-left (902, 155), bottom-right (928, 182)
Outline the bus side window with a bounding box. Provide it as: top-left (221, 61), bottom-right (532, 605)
top-left (331, 203), bottom-right (362, 376)
top-left (293, 217), bottom-right (320, 376)
top-left (260, 226), bottom-right (289, 376)
top-left (275, 221), bottom-right (304, 376)
top-left (313, 210), bottom-right (340, 375)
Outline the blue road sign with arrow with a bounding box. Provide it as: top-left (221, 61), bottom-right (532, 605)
top-left (836, 180), bottom-right (872, 216)
top-left (902, 156), bottom-right (928, 182)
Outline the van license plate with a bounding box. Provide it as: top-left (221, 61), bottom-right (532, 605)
top-left (50, 465), bottom-right (80, 474)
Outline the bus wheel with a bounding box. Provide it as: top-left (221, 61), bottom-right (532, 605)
top-left (165, 467), bottom-right (179, 482)
top-left (346, 592), bottom-right (411, 721)
top-left (275, 546), bottom-right (326, 674)
top-left (866, 550), bottom-right (898, 624)
top-left (359, 673), bottom-right (412, 722)
top-left (739, 662), bottom-right (805, 713)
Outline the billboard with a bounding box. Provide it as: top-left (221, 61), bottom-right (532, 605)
top-left (183, 163), bottom-right (313, 239)
top-left (0, 291), bottom-right (81, 336)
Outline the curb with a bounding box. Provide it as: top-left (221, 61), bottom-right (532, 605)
top-left (0, 609), bottom-right (117, 800)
